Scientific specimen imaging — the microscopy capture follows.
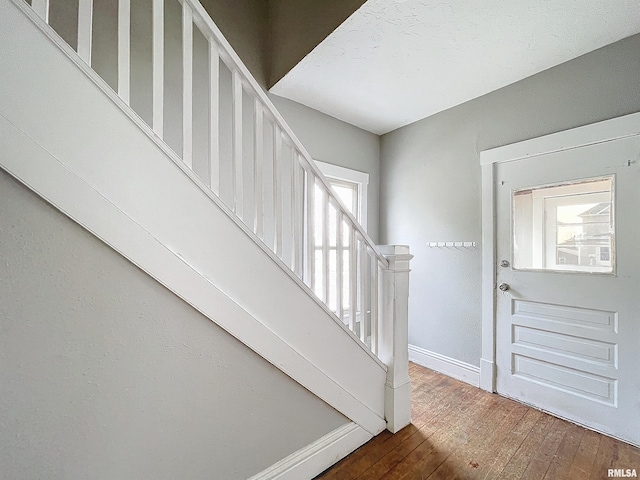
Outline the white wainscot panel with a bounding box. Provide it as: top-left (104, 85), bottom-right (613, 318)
top-left (512, 354), bottom-right (617, 406)
top-left (513, 300), bottom-right (618, 332)
top-left (513, 325), bottom-right (618, 367)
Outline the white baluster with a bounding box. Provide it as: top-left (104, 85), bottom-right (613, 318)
top-left (77, 0), bottom-right (93, 65)
top-left (232, 70), bottom-right (243, 218)
top-left (31, 0), bottom-right (49, 22)
top-left (117, 0), bottom-right (130, 104)
top-left (291, 152), bottom-right (303, 278)
top-left (370, 253), bottom-right (379, 355)
top-left (359, 236), bottom-right (367, 343)
top-left (336, 211), bottom-right (344, 320)
top-left (182, 2), bottom-right (193, 168)
top-left (321, 189), bottom-right (331, 304)
top-left (273, 125), bottom-right (283, 258)
top-left (208, 38), bottom-right (219, 194)
top-left (254, 100), bottom-right (264, 238)
top-left (304, 169), bottom-right (316, 290)
top-left (349, 224), bottom-right (357, 333)
top-left (152, 0), bottom-right (164, 137)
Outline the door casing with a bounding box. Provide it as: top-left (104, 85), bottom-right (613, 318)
top-left (479, 112), bottom-right (640, 392)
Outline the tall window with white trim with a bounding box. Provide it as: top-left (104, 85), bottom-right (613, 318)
top-left (313, 162), bottom-right (369, 319)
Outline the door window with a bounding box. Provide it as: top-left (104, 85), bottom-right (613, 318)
top-left (512, 177), bottom-right (614, 274)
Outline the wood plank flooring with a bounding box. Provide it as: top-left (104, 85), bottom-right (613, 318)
top-left (315, 363), bottom-right (640, 480)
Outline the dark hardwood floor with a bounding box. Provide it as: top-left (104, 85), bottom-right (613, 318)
top-left (316, 363), bottom-right (640, 479)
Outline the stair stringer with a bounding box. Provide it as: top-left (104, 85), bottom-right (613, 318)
top-left (0, 0), bottom-right (387, 436)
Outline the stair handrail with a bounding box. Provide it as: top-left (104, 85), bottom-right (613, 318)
top-left (25, 0), bottom-right (393, 359)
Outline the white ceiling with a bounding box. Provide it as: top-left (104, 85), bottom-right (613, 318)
top-left (270, 0), bottom-right (640, 135)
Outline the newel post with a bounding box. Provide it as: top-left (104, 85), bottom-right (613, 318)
top-left (377, 245), bottom-right (413, 433)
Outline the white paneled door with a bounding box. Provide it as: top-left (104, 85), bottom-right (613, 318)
top-left (495, 135), bottom-right (640, 446)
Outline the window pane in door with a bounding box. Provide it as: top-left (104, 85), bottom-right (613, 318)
top-left (512, 177), bottom-right (614, 273)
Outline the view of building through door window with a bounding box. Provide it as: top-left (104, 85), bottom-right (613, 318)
top-left (512, 177), bottom-right (614, 273)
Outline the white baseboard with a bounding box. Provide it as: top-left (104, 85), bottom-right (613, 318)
top-left (409, 344), bottom-right (480, 387)
top-left (248, 422), bottom-right (371, 480)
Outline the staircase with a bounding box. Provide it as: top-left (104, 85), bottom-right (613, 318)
top-left (0, 0), bottom-right (412, 477)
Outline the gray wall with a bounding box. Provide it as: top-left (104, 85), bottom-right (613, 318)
top-left (380, 34), bottom-right (640, 366)
top-left (267, 0), bottom-right (366, 87)
top-left (0, 170), bottom-right (347, 480)
top-left (271, 94), bottom-right (381, 243)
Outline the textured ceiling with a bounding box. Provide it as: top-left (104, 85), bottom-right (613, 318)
top-left (270, 0), bottom-right (640, 135)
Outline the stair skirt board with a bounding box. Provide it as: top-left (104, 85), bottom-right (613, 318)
top-left (408, 344), bottom-right (480, 387)
top-left (248, 423), bottom-right (371, 480)
top-left (0, 0), bottom-right (387, 438)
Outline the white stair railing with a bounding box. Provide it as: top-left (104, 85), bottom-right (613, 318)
top-left (22, 1), bottom-right (412, 426)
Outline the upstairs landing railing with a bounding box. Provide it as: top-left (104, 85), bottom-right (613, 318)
top-left (21, 0), bottom-right (412, 430)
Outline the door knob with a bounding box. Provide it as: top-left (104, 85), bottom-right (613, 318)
top-left (498, 283), bottom-right (510, 291)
